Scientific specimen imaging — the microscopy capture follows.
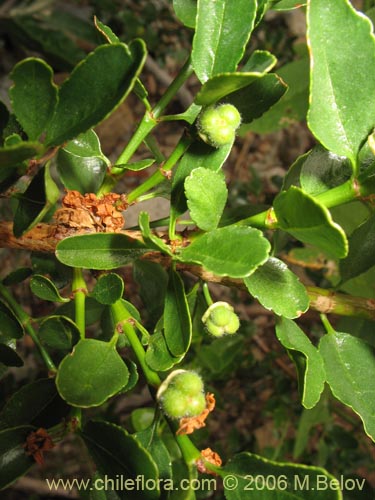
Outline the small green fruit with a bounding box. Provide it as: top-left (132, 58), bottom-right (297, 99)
top-left (185, 392), bottom-right (206, 417)
top-left (197, 104), bottom-right (241, 148)
top-left (171, 371), bottom-right (204, 395)
top-left (161, 388), bottom-right (189, 419)
top-left (202, 301), bottom-right (240, 337)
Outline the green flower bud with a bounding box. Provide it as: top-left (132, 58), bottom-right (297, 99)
top-left (202, 301), bottom-right (240, 337)
top-left (197, 104), bottom-right (241, 148)
top-left (157, 369), bottom-right (206, 420)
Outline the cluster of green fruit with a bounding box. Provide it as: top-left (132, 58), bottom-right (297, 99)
top-left (202, 301), bottom-right (240, 337)
top-left (197, 104), bottom-right (242, 148)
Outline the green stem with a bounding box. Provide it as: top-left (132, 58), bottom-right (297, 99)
top-left (0, 283), bottom-right (56, 373)
top-left (110, 300), bottom-right (160, 387)
top-left (202, 283), bottom-right (214, 306)
top-left (72, 268), bottom-right (86, 339)
top-left (174, 433), bottom-right (202, 464)
top-left (320, 314), bottom-right (336, 335)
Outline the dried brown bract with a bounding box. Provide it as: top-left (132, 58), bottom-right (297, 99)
top-left (176, 392), bottom-right (216, 435)
top-left (23, 428), bottom-right (55, 465)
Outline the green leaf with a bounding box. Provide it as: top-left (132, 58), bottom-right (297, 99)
top-left (0, 344), bottom-right (23, 367)
top-left (133, 260), bottom-right (168, 324)
top-left (173, 0), bottom-right (197, 28)
top-left (0, 141), bottom-right (44, 168)
top-left (179, 226), bottom-right (271, 278)
top-left (339, 213), bottom-right (375, 283)
top-left (30, 274), bottom-right (70, 303)
top-left (171, 140), bottom-right (233, 220)
top-left (56, 338), bottom-right (129, 407)
top-left (139, 212), bottom-right (173, 255)
top-left (0, 426), bottom-right (35, 490)
top-left (192, 0), bottom-right (257, 83)
top-left (92, 273), bottom-right (124, 305)
top-left (275, 318), bottom-right (326, 409)
top-left (244, 257), bottom-right (309, 318)
top-left (0, 378), bottom-right (67, 431)
top-left (38, 316), bottom-right (80, 352)
top-left (55, 233), bottom-right (148, 270)
top-left (114, 159), bottom-right (155, 172)
top-left (243, 58), bottom-right (309, 134)
top-left (271, 0), bottom-right (307, 10)
top-left (307, 0), bottom-right (375, 166)
top-left (220, 452), bottom-right (342, 500)
top-left (185, 168), bottom-right (228, 231)
top-left (319, 331), bottom-right (375, 442)
top-left (13, 164), bottom-right (59, 237)
top-left (2, 268), bottom-right (32, 286)
top-left (241, 50), bottom-right (277, 73)
top-left (45, 41), bottom-right (146, 146)
top-left (10, 58), bottom-right (57, 140)
top-left (81, 420), bottom-right (159, 500)
top-left (145, 330), bottom-right (182, 372)
top-left (0, 299), bottom-right (24, 343)
top-left (197, 335), bottom-right (244, 379)
top-left (135, 425), bottom-right (172, 482)
top-left (273, 186), bottom-right (348, 258)
top-left (56, 129), bottom-right (108, 194)
top-left (120, 359), bottom-right (139, 393)
top-left (164, 269), bottom-right (192, 357)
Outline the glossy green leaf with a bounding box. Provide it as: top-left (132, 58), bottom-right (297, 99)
top-left (0, 299), bottom-right (24, 343)
top-left (185, 167), bottom-right (228, 231)
top-left (13, 164), bottom-right (59, 237)
top-left (57, 129), bottom-right (108, 194)
top-left (114, 159), bottom-right (155, 172)
top-left (30, 274), bottom-right (70, 303)
top-left (224, 73), bottom-right (287, 124)
top-left (244, 257), bottom-right (309, 318)
top-left (0, 378), bottom-right (67, 431)
top-left (81, 420), bottom-right (159, 500)
top-left (273, 186), bottom-right (348, 258)
top-left (0, 425), bottom-right (35, 490)
top-left (139, 212), bottom-right (173, 255)
top-left (55, 233), bottom-right (148, 270)
top-left (10, 58), bottom-right (57, 140)
top-left (92, 273), bottom-right (124, 305)
top-left (192, 0), bottom-right (257, 83)
top-left (145, 331), bottom-right (182, 372)
top-left (0, 141), bottom-right (44, 168)
top-left (133, 260), bottom-right (168, 323)
top-left (319, 331), bottom-right (375, 441)
top-left (120, 359), bottom-right (139, 393)
top-left (135, 425), bottom-right (172, 482)
top-left (171, 139), bottom-right (233, 219)
top-left (56, 338), bottom-right (129, 407)
top-left (242, 50), bottom-right (277, 73)
top-left (179, 226), bottom-right (271, 278)
top-left (38, 316), bottom-right (80, 351)
top-left (0, 344), bottom-right (23, 367)
top-left (197, 335), bottom-right (244, 379)
top-left (45, 41), bottom-right (146, 146)
top-left (164, 269), bottom-right (191, 357)
top-left (243, 58), bottom-right (309, 134)
top-left (94, 17), bottom-right (120, 43)
top-left (307, 0), bottom-right (375, 165)
top-left (173, 0), bottom-right (197, 28)
top-left (221, 452), bottom-right (341, 499)
top-left (195, 73), bottom-right (266, 106)
top-left (271, 0), bottom-right (307, 10)
top-left (339, 213), bottom-right (375, 284)
top-left (276, 318), bottom-right (326, 409)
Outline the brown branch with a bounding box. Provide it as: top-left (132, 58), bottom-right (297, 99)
top-left (1, 221), bottom-right (375, 321)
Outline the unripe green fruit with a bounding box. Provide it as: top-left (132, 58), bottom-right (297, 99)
top-left (197, 104), bottom-right (241, 148)
top-left (170, 371), bottom-right (204, 395)
top-left (161, 388), bottom-right (189, 419)
top-left (202, 301), bottom-right (240, 337)
top-left (185, 392), bottom-right (206, 416)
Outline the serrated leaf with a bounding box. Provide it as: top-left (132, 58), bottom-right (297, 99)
top-left (185, 168), bottom-right (228, 231)
top-left (135, 425), bottom-right (172, 482)
top-left (13, 164), bottom-right (59, 237)
top-left (38, 316), bottom-right (80, 351)
top-left (57, 129), bottom-right (108, 194)
top-left (192, 0), bottom-right (257, 83)
top-left (139, 212), bottom-right (173, 255)
top-left (0, 378), bottom-right (67, 431)
top-left (81, 420), bottom-right (159, 500)
top-left (276, 318), bottom-right (326, 409)
top-left (244, 257), bottom-right (309, 318)
top-left (179, 226), bottom-right (271, 278)
top-left (164, 269), bottom-right (191, 357)
top-left (30, 274), bottom-right (70, 303)
top-left (307, 0), bottom-right (375, 166)
top-left (0, 141), bottom-right (44, 168)
top-left (45, 41), bottom-right (146, 146)
top-left (339, 213), bottom-right (375, 283)
top-left (10, 58), bottom-right (57, 140)
top-left (274, 186), bottom-right (348, 258)
top-left (55, 233), bottom-right (148, 270)
top-left (220, 452), bottom-right (341, 500)
top-left (0, 299), bottom-right (24, 343)
top-left (56, 338), bottom-right (129, 407)
top-left (319, 331), bottom-right (375, 441)
top-left (92, 273), bottom-right (124, 305)
top-left (0, 426), bottom-right (35, 490)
